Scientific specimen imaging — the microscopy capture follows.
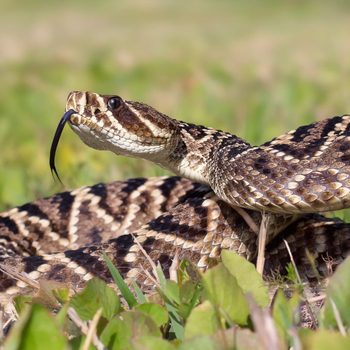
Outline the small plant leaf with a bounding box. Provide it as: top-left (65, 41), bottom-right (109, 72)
top-left (132, 336), bottom-right (176, 350)
top-left (300, 329), bottom-right (350, 349)
top-left (272, 290), bottom-right (300, 344)
top-left (100, 311), bottom-right (160, 349)
top-left (320, 257), bottom-right (350, 328)
top-left (202, 262), bottom-right (249, 326)
top-left (14, 295), bottom-right (32, 316)
top-left (135, 303), bottom-right (169, 327)
top-left (164, 299), bottom-right (184, 340)
top-left (184, 300), bottom-right (221, 339)
top-left (70, 277), bottom-right (120, 320)
top-left (3, 305), bottom-right (31, 350)
top-left (164, 280), bottom-right (180, 304)
top-left (179, 335), bottom-right (218, 350)
top-left (4, 304), bottom-right (67, 350)
top-left (221, 250), bottom-right (269, 307)
top-left (178, 280), bottom-right (202, 320)
top-left (55, 303), bottom-right (69, 328)
top-left (215, 327), bottom-right (263, 350)
top-left (160, 280), bottom-right (184, 339)
top-left (52, 286), bottom-right (71, 304)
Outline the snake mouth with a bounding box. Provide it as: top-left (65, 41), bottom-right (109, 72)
top-left (49, 109), bottom-right (77, 183)
top-left (50, 109), bottom-right (108, 183)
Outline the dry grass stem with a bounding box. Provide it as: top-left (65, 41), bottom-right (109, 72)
top-left (131, 232), bottom-right (159, 283)
top-left (233, 206), bottom-right (259, 234)
top-left (68, 307), bottom-right (105, 350)
top-left (169, 251), bottom-right (179, 282)
top-left (330, 299), bottom-right (346, 336)
top-left (283, 240), bottom-right (318, 328)
top-left (139, 264), bottom-right (160, 288)
top-left (82, 308), bottom-right (103, 350)
top-left (256, 213), bottom-right (268, 275)
top-left (288, 327), bottom-right (303, 350)
top-left (307, 294), bottom-right (326, 303)
top-left (0, 310), bottom-right (3, 341)
top-left (283, 240), bottom-right (302, 285)
top-left (0, 264), bottom-right (105, 349)
top-left (0, 265), bottom-right (39, 290)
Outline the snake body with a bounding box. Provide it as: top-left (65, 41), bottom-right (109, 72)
top-left (67, 92), bottom-right (350, 214)
top-left (1, 91), bottom-right (350, 309)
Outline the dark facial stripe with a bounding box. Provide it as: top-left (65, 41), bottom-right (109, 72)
top-left (111, 102), bottom-right (154, 137)
top-left (127, 101), bottom-right (178, 131)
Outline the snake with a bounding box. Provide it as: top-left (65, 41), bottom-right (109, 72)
top-left (1, 91), bottom-right (350, 315)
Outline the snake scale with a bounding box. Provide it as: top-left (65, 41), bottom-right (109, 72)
top-left (1, 91), bottom-right (350, 313)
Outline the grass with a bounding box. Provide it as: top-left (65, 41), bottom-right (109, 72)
top-left (3, 250), bottom-right (350, 349)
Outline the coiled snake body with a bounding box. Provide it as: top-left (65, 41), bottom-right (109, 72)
top-left (1, 91), bottom-right (350, 310)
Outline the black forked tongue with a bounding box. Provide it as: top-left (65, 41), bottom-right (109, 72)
top-left (49, 109), bottom-right (76, 184)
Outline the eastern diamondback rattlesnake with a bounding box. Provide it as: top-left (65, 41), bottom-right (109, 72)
top-left (1, 91), bottom-right (350, 309)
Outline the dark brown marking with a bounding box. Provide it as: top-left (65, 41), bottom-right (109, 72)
top-left (23, 256), bottom-right (47, 273)
top-left (320, 116), bottom-right (343, 138)
top-left (18, 203), bottom-right (49, 221)
top-left (127, 101), bottom-right (178, 131)
top-left (0, 217), bottom-right (19, 235)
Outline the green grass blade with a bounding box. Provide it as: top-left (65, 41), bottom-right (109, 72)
top-left (156, 263), bottom-right (167, 290)
top-left (165, 301), bottom-right (184, 340)
top-left (102, 253), bottom-right (137, 308)
top-left (132, 281), bottom-right (147, 304)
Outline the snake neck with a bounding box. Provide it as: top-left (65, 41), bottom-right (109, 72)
top-left (164, 121), bottom-right (252, 185)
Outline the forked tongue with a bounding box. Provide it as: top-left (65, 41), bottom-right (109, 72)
top-left (49, 109), bottom-right (76, 183)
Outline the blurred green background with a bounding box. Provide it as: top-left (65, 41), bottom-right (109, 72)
top-left (0, 0), bottom-right (350, 212)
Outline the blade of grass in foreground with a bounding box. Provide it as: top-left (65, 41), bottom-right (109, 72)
top-left (102, 253), bottom-right (137, 308)
top-left (156, 263), bottom-right (167, 290)
top-left (132, 281), bottom-right (147, 304)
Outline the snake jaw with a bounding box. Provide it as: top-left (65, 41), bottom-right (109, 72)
top-left (69, 118), bottom-right (111, 152)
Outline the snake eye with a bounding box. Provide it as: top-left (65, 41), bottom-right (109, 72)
top-left (107, 96), bottom-right (122, 111)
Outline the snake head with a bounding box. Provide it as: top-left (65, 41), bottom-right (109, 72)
top-left (66, 91), bottom-right (179, 159)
